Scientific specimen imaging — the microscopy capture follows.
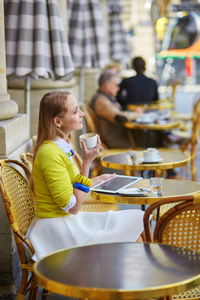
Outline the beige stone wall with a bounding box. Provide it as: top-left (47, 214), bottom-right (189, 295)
top-left (134, 0), bottom-right (155, 63)
top-left (120, 0), bottom-right (156, 73)
top-left (8, 78), bottom-right (79, 137)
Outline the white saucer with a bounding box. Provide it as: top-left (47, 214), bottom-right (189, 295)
top-left (117, 187), bottom-right (151, 195)
top-left (138, 157), bottom-right (163, 163)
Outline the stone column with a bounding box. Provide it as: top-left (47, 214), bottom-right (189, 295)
top-left (0, 1), bottom-right (32, 299)
top-left (0, 0), bottom-right (31, 158)
top-left (0, 1), bottom-right (18, 120)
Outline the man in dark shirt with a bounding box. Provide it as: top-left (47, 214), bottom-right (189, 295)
top-left (117, 56), bottom-right (159, 109)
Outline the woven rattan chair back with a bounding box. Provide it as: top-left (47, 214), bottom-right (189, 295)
top-left (80, 103), bottom-right (134, 177)
top-left (80, 103), bottom-right (109, 151)
top-left (1, 161), bottom-right (35, 236)
top-left (0, 159), bottom-right (40, 300)
top-left (144, 194), bottom-right (200, 300)
top-left (171, 79), bottom-right (181, 104)
top-left (81, 103), bottom-right (98, 135)
top-left (20, 152), bottom-right (33, 178)
top-left (80, 103), bottom-right (107, 177)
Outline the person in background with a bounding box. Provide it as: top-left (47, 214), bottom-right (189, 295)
top-left (27, 91), bottom-right (145, 261)
top-left (89, 69), bottom-right (143, 148)
top-left (104, 62), bottom-right (121, 75)
top-left (117, 56), bottom-right (159, 109)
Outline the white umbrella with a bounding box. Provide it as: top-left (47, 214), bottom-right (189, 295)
top-left (108, 0), bottom-right (131, 63)
top-left (67, 0), bottom-right (109, 103)
top-left (4, 0), bottom-right (75, 134)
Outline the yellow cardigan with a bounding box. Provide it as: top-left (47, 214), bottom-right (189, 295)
top-left (33, 141), bottom-right (79, 218)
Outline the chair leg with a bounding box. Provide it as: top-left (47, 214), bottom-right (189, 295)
top-left (28, 286), bottom-right (39, 300)
top-left (90, 159), bottom-right (102, 177)
top-left (17, 294), bottom-right (26, 300)
top-left (17, 269), bottom-right (29, 299)
top-left (41, 288), bottom-right (52, 300)
top-left (17, 269), bottom-right (39, 300)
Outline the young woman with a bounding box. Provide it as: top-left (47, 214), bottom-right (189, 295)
top-left (27, 91), bottom-right (145, 261)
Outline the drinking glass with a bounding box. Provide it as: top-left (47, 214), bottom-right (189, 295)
top-left (126, 151), bottom-right (137, 164)
top-left (150, 177), bottom-right (164, 196)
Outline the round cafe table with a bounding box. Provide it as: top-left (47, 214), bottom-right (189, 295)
top-left (91, 179), bottom-right (200, 205)
top-left (33, 242), bottom-right (200, 300)
top-left (101, 150), bottom-right (190, 174)
top-left (123, 119), bottom-right (181, 131)
top-left (122, 119), bottom-right (181, 148)
top-left (127, 101), bottom-right (175, 110)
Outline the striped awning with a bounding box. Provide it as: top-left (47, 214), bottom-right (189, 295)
top-left (67, 0), bottom-right (109, 68)
top-left (108, 0), bottom-right (131, 63)
top-left (4, 0), bottom-right (74, 80)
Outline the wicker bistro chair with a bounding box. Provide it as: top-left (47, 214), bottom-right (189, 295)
top-left (20, 153), bottom-right (33, 177)
top-left (80, 103), bottom-right (135, 178)
top-left (171, 97), bottom-right (200, 182)
top-left (0, 160), bottom-right (44, 300)
top-left (144, 194), bottom-right (200, 300)
top-left (152, 98), bottom-right (200, 221)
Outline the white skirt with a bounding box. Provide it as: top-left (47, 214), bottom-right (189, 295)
top-left (27, 209), bottom-right (145, 261)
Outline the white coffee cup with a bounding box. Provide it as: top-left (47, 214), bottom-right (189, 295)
top-left (143, 149), bottom-right (157, 162)
top-left (147, 148), bottom-right (160, 157)
top-left (147, 148), bottom-right (158, 153)
top-left (79, 133), bottom-right (97, 149)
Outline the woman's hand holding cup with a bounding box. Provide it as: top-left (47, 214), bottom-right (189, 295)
top-left (80, 133), bottom-right (101, 163)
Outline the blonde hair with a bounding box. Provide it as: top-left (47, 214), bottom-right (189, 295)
top-left (33, 91), bottom-right (82, 169)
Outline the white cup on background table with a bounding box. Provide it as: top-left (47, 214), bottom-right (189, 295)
top-left (143, 149), bottom-right (158, 162)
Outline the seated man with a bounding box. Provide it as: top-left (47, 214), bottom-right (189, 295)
top-left (117, 56), bottom-right (159, 109)
top-left (89, 69), bottom-right (142, 149)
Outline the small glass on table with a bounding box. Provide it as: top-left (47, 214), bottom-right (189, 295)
top-left (126, 151), bottom-right (137, 164)
top-left (150, 177), bottom-right (164, 197)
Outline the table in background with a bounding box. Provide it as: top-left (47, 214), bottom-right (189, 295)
top-left (101, 150), bottom-right (190, 176)
top-left (127, 105), bottom-right (192, 122)
top-left (123, 119), bottom-right (181, 148)
top-left (127, 102), bottom-right (175, 110)
top-left (91, 179), bottom-right (200, 205)
top-left (123, 119), bottom-right (181, 131)
top-left (34, 242), bottom-right (200, 300)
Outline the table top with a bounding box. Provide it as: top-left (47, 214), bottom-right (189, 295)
top-left (101, 150), bottom-right (190, 171)
top-left (91, 179), bottom-right (200, 205)
top-left (33, 242), bottom-right (200, 299)
top-left (123, 119), bottom-right (181, 130)
top-left (127, 101), bottom-right (175, 110)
